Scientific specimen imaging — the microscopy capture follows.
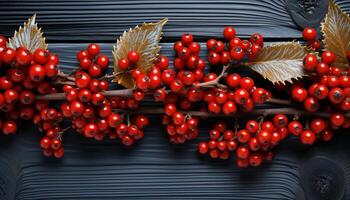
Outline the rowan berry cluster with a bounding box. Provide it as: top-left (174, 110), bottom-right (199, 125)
top-left (0, 35), bottom-right (59, 136)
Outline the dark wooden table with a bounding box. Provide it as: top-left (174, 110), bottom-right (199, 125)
top-left (0, 0), bottom-right (350, 199)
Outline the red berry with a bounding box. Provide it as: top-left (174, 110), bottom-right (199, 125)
top-left (4, 89), bottom-right (18, 104)
top-left (28, 64), bottom-right (45, 82)
top-left (310, 118), bottom-right (326, 134)
top-left (240, 77), bottom-right (254, 91)
top-left (226, 73), bottom-right (241, 88)
top-left (302, 27), bottom-right (317, 41)
top-left (127, 51), bottom-right (140, 64)
top-left (75, 72), bottom-right (91, 89)
top-left (155, 55), bottom-right (169, 71)
top-left (223, 26), bottom-right (236, 40)
top-left (303, 54), bottom-right (318, 72)
top-left (250, 33), bottom-right (264, 46)
top-left (222, 100), bottom-right (237, 115)
top-left (291, 87), bottom-right (308, 102)
top-left (88, 64), bottom-right (102, 77)
top-left (273, 114), bottom-right (288, 128)
top-left (2, 120), bottom-right (17, 135)
top-left (315, 62), bottom-right (329, 75)
top-left (246, 120), bottom-right (259, 133)
top-left (84, 122), bottom-right (98, 138)
top-left (321, 51), bottom-right (336, 64)
top-left (249, 154), bottom-right (263, 167)
top-left (51, 138), bottom-right (62, 150)
top-left (208, 101), bottom-right (221, 114)
top-left (118, 58), bottom-right (129, 70)
top-left (234, 88), bottom-right (249, 104)
top-left (304, 97), bottom-right (319, 112)
top-left (172, 112), bottom-right (184, 125)
top-left (300, 130), bottom-right (316, 145)
top-left (134, 115), bottom-right (149, 129)
top-left (329, 88), bottom-right (344, 104)
top-left (206, 39), bottom-right (216, 50)
top-left (181, 34), bottom-right (193, 45)
top-left (188, 42), bottom-right (200, 55)
top-left (87, 43), bottom-right (100, 57)
top-left (257, 130), bottom-right (271, 145)
top-left (198, 142), bottom-right (208, 154)
top-left (288, 121), bottom-right (303, 136)
top-left (33, 49), bottom-right (48, 65)
top-left (237, 129), bottom-right (250, 143)
top-left (95, 55), bottom-right (109, 70)
top-left (0, 36), bottom-right (6, 46)
top-left (15, 48), bottom-right (32, 66)
top-left (40, 137), bottom-right (51, 149)
top-left (230, 46), bottom-right (244, 61)
top-left (136, 74), bottom-right (150, 90)
top-left (236, 146), bottom-right (250, 159)
top-left (208, 51), bottom-right (221, 65)
top-left (330, 113), bottom-right (345, 127)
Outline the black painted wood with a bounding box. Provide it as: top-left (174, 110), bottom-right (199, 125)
top-left (0, 0), bottom-right (348, 42)
top-left (0, 0), bottom-right (350, 200)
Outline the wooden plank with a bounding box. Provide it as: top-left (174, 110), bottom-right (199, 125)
top-left (0, 0), bottom-right (347, 41)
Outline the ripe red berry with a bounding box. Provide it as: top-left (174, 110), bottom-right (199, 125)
top-left (95, 55), bottom-right (109, 70)
top-left (84, 122), bottom-right (98, 138)
top-left (250, 33), bottom-right (264, 46)
top-left (300, 130), bottom-right (316, 145)
top-left (310, 118), bottom-right (326, 134)
top-left (33, 49), bottom-right (48, 65)
top-left (222, 100), bottom-right (237, 115)
top-left (240, 77), bottom-right (254, 91)
top-left (2, 120), bottom-right (17, 135)
top-left (303, 54), bottom-right (318, 72)
top-left (40, 137), bottom-right (52, 149)
top-left (223, 26), bottom-right (236, 40)
top-left (288, 121), bottom-right (303, 136)
top-left (155, 55), bottom-right (169, 71)
top-left (208, 51), bottom-right (221, 65)
top-left (237, 129), bottom-right (250, 143)
top-left (257, 130), bottom-right (271, 145)
top-left (230, 46), bottom-right (244, 61)
top-left (329, 88), bottom-right (344, 104)
top-left (181, 34), bottom-right (193, 45)
top-left (15, 48), bottom-right (32, 66)
top-left (0, 36), bottom-right (6, 46)
top-left (226, 73), bottom-right (241, 88)
top-left (234, 88), bottom-right (249, 104)
top-left (330, 113), bottom-right (345, 127)
top-left (118, 58), bottom-right (129, 70)
top-left (136, 74), bottom-right (150, 90)
top-left (127, 51), bottom-right (140, 64)
top-left (172, 112), bottom-right (184, 125)
top-left (87, 43), bottom-right (100, 57)
top-left (2, 48), bottom-right (16, 64)
top-left (28, 64), bottom-right (45, 82)
top-left (273, 114), bottom-right (288, 128)
top-left (4, 89), bottom-right (18, 104)
top-left (198, 142), bottom-right (208, 154)
top-left (75, 72), bottom-right (91, 89)
top-left (236, 146), bottom-right (250, 159)
top-left (188, 42), bottom-right (201, 55)
top-left (304, 97), bottom-right (319, 112)
top-left (321, 51), bottom-right (336, 64)
top-left (302, 27), bottom-right (317, 41)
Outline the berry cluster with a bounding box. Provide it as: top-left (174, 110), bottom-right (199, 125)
top-left (53, 44), bottom-right (148, 150)
top-left (198, 120), bottom-right (276, 167)
top-left (0, 35), bottom-right (59, 135)
top-left (207, 27), bottom-right (264, 66)
top-left (118, 51), bottom-right (140, 71)
top-left (162, 104), bottom-right (199, 144)
top-left (302, 27), bottom-right (321, 50)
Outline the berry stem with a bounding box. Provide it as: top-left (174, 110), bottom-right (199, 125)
top-left (194, 65), bottom-right (229, 88)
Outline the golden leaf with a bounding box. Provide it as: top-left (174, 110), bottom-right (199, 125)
top-left (244, 42), bottom-right (308, 85)
top-left (321, 0), bottom-right (350, 69)
top-left (7, 14), bottom-right (48, 52)
top-left (113, 18), bottom-right (168, 88)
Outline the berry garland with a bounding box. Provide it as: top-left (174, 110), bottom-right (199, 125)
top-left (0, 0), bottom-right (350, 168)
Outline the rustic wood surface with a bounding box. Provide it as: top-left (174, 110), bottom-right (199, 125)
top-left (0, 0), bottom-right (350, 199)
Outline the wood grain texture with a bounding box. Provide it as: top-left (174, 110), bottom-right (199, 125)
top-left (0, 0), bottom-right (348, 42)
top-left (1, 0), bottom-right (350, 199)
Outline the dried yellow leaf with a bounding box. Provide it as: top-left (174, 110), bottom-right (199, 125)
top-left (321, 0), bottom-right (350, 69)
top-left (113, 18), bottom-right (168, 88)
top-left (7, 14), bottom-right (48, 52)
top-left (245, 42), bottom-right (308, 85)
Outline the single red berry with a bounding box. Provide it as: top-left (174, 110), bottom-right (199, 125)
top-left (214, 122), bottom-right (227, 133)
top-left (155, 55), bottom-right (169, 71)
top-left (172, 112), bottom-right (184, 125)
top-left (252, 88), bottom-right (269, 104)
top-left (248, 138), bottom-right (261, 151)
top-left (127, 51), bottom-right (140, 64)
top-left (0, 36), bottom-right (6, 46)
top-left (198, 142), bottom-right (208, 154)
top-left (240, 77), bottom-right (254, 91)
top-left (28, 64), bottom-right (45, 82)
top-left (33, 49), bottom-right (48, 65)
top-left (15, 48), bottom-right (32, 66)
top-left (170, 79), bottom-right (183, 93)
top-left (134, 115), bottom-right (149, 129)
top-left (237, 129), bottom-right (251, 143)
top-left (118, 58), bottom-right (129, 70)
top-left (2, 120), bottom-right (17, 135)
top-left (188, 42), bottom-right (201, 55)
top-left (223, 26), bottom-right (236, 40)
top-left (315, 62), bottom-right (329, 75)
top-left (208, 51), bottom-right (221, 65)
top-left (181, 34), bottom-right (193, 45)
top-left (234, 88), bottom-right (249, 104)
top-left (226, 73), bottom-right (241, 88)
top-left (257, 130), bottom-right (271, 145)
top-left (95, 54), bottom-right (109, 70)
top-left (330, 113), bottom-right (345, 127)
top-left (136, 74), bottom-right (150, 90)
top-left (40, 137), bottom-right (52, 149)
top-left (250, 33), bottom-right (264, 46)
top-left (236, 146), bottom-right (250, 159)
top-left (329, 88), bottom-right (344, 104)
top-left (2, 48), bottom-right (16, 64)
top-left (303, 54), bottom-right (318, 72)
top-left (84, 122), bottom-right (98, 138)
top-left (230, 46), bottom-right (244, 61)
top-left (288, 121), bottom-right (303, 136)
top-left (302, 27), bottom-right (317, 41)
top-left (208, 101), bottom-right (221, 114)
top-left (246, 120), bottom-right (259, 134)
top-left (300, 130), bottom-right (316, 145)
top-left (321, 51), bottom-right (336, 64)
top-left (249, 154), bottom-right (263, 167)
top-left (206, 39), bottom-right (216, 50)
top-left (51, 138), bottom-right (62, 150)
top-left (310, 118), bottom-right (326, 134)
top-left (222, 100), bottom-right (237, 115)
top-left (273, 114), bottom-right (288, 128)
top-left (321, 129), bottom-right (333, 142)
top-left (304, 97), bottom-right (319, 112)
top-left (4, 89), bottom-right (18, 104)
top-left (87, 43), bottom-right (100, 57)
top-left (75, 72), bottom-right (91, 89)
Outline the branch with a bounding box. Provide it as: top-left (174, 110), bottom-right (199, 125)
top-left (194, 65), bottom-right (229, 88)
top-left (35, 89), bottom-right (134, 100)
top-left (113, 107), bottom-right (350, 118)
